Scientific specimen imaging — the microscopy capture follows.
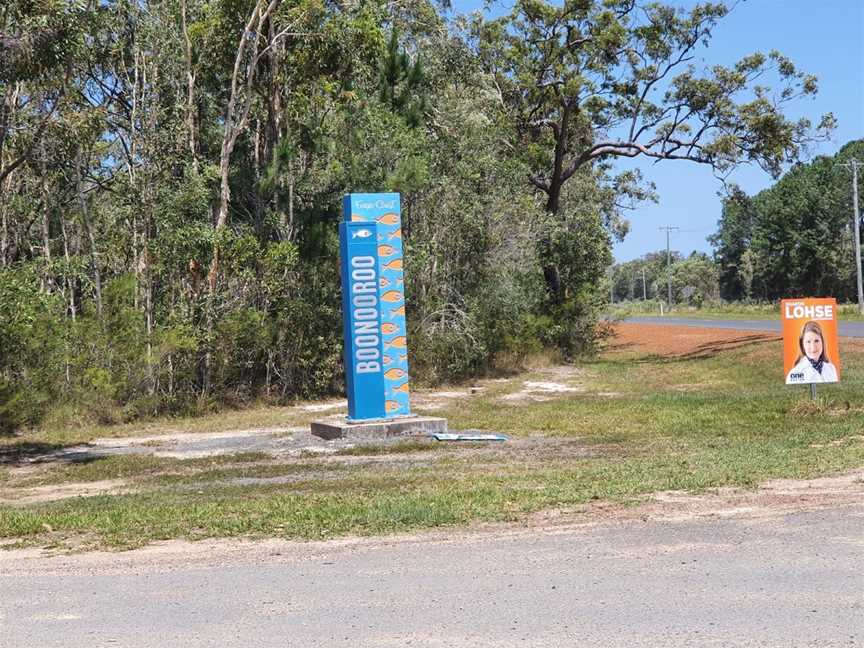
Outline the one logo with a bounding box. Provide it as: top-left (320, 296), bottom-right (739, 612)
top-left (352, 229), bottom-right (373, 239)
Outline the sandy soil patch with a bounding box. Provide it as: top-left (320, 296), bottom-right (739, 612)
top-left (300, 401), bottom-right (347, 412)
top-left (519, 469), bottom-right (864, 529)
top-left (605, 323), bottom-right (779, 358)
top-left (489, 365), bottom-right (585, 404)
top-left (0, 479), bottom-right (132, 506)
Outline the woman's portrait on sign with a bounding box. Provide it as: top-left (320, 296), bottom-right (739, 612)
top-left (785, 320), bottom-right (839, 384)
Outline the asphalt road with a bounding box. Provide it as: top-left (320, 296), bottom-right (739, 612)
top-left (3, 499), bottom-right (862, 647)
top-left (625, 316), bottom-right (864, 337)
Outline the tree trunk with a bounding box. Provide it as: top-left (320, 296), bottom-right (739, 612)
top-left (204, 0), bottom-right (284, 393)
top-left (59, 212), bottom-right (75, 388)
top-left (0, 144), bottom-right (12, 267)
top-left (76, 147), bottom-right (102, 317)
top-left (538, 104), bottom-right (573, 305)
top-left (40, 144), bottom-right (53, 291)
top-left (254, 117), bottom-right (264, 232)
top-left (0, 198), bottom-right (8, 268)
top-left (180, 0), bottom-right (199, 173)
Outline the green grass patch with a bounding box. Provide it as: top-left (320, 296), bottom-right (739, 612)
top-left (2, 336), bottom-right (863, 551)
top-left (5, 452), bottom-right (275, 489)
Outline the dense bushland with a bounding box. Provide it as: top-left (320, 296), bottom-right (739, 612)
top-left (0, 0), bottom-right (831, 431)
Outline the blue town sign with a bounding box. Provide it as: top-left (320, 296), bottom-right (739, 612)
top-left (339, 193), bottom-right (411, 421)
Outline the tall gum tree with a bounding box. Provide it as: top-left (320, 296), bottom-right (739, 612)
top-left (473, 0), bottom-right (835, 299)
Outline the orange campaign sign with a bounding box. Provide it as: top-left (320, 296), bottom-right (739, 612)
top-left (781, 298), bottom-right (840, 385)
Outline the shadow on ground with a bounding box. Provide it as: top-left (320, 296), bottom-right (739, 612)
top-left (0, 442), bottom-right (101, 466)
top-left (604, 333), bottom-right (779, 364)
top-left (674, 334), bottom-right (780, 360)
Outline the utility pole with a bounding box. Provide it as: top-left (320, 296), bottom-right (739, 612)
top-left (840, 158), bottom-right (863, 314)
top-left (659, 226), bottom-right (679, 308)
top-left (641, 267), bottom-right (647, 300)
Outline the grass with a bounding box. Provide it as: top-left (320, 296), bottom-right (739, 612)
top-left (607, 300), bottom-right (864, 321)
top-left (1, 335), bottom-right (863, 551)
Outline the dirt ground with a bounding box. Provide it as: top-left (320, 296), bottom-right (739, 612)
top-left (606, 322), bottom-right (864, 359)
top-left (3, 468), bottom-right (862, 572)
top-left (604, 322), bottom-right (780, 358)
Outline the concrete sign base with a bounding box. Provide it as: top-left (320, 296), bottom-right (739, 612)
top-left (310, 416), bottom-right (447, 441)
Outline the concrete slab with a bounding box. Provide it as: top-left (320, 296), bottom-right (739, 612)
top-left (310, 416), bottom-right (447, 441)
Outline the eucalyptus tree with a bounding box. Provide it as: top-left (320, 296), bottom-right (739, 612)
top-left (0, 0), bottom-right (92, 268)
top-left (472, 0), bottom-right (834, 300)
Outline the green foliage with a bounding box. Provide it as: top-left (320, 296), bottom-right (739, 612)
top-left (709, 185), bottom-right (755, 300)
top-left (377, 30), bottom-right (428, 128)
top-left (711, 139), bottom-right (864, 300)
top-left (472, 0), bottom-right (832, 219)
top-left (0, 0), bottom-right (91, 84)
top-left (663, 253), bottom-right (720, 307)
top-left (611, 250), bottom-right (678, 302)
top-left (612, 250), bottom-right (719, 307)
top-left (0, 0), bottom-right (834, 433)
top-left (0, 267), bottom-right (64, 432)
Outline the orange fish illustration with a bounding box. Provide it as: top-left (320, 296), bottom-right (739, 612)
top-left (389, 229), bottom-right (402, 240)
top-left (383, 259), bottom-right (403, 271)
top-left (393, 381), bottom-right (410, 394)
top-left (398, 354), bottom-right (408, 363)
top-left (383, 355), bottom-right (393, 365)
top-left (390, 305), bottom-right (405, 317)
top-left (384, 368), bottom-right (407, 380)
top-left (380, 277), bottom-right (390, 288)
top-left (378, 213), bottom-right (399, 225)
top-left (385, 336), bottom-right (407, 349)
top-left (381, 322), bottom-right (399, 335)
top-left (380, 290), bottom-right (403, 303)
top-left (385, 400), bottom-right (401, 413)
top-left (377, 244), bottom-right (397, 257)
top-left (351, 214), bottom-right (367, 222)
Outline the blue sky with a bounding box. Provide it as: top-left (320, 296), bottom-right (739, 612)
top-left (448, 0), bottom-right (864, 262)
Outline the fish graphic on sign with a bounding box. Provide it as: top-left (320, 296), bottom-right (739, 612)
top-left (352, 228), bottom-right (373, 239)
top-left (385, 400), bottom-right (401, 413)
top-left (385, 336), bottom-right (407, 350)
top-left (378, 213), bottom-right (399, 225)
top-left (382, 259), bottom-right (403, 271)
top-left (384, 368), bottom-right (407, 380)
top-left (380, 290), bottom-right (403, 303)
